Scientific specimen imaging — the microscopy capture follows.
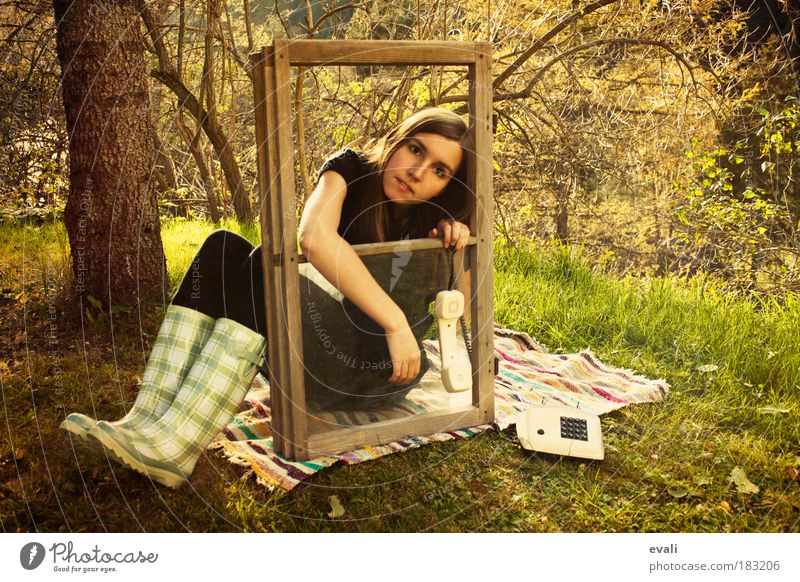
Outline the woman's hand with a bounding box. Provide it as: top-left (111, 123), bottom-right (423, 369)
top-left (384, 319), bottom-right (422, 386)
top-left (428, 219), bottom-right (471, 251)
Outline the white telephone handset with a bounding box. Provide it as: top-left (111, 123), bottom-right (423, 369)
top-left (435, 290), bottom-right (472, 392)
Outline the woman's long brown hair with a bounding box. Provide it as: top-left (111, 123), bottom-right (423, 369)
top-left (346, 108), bottom-right (476, 244)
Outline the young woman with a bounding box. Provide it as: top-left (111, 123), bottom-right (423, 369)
top-left (61, 107), bottom-right (475, 487)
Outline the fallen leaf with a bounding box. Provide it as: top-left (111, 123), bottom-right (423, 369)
top-left (327, 495), bottom-right (345, 518)
top-left (756, 406), bottom-right (790, 414)
top-left (729, 467), bottom-right (760, 494)
top-left (787, 467), bottom-right (798, 481)
top-left (697, 364), bottom-right (719, 373)
top-left (718, 500), bottom-right (732, 514)
top-left (668, 485), bottom-right (688, 498)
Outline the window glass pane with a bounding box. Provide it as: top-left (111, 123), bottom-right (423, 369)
top-left (298, 246), bottom-right (473, 432)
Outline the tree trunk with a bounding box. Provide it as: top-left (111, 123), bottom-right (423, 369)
top-left (52, 0), bottom-right (166, 308)
top-left (152, 126), bottom-right (178, 192)
top-left (555, 199), bottom-right (569, 242)
top-left (151, 67), bottom-right (252, 222)
top-left (176, 109), bottom-right (221, 223)
top-left (555, 176), bottom-right (573, 243)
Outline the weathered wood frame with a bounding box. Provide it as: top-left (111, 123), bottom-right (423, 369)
top-left (251, 40), bottom-right (493, 461)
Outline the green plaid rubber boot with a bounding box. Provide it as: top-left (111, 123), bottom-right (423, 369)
top-left (59, 305), bottom-right (215, 440)
top-left (88, 317), bottom-right (266, 488)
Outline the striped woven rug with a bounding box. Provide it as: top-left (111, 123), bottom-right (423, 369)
top-left (209, 325), bottom-right (670, 491)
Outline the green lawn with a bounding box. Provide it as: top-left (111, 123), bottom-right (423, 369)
top-left (0, 218), bottom-right (797, 532)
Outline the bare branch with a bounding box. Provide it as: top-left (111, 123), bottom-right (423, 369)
top-left (492, 0), bottom-right (621, 91)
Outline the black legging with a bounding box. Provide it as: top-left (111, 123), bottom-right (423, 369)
top-left (172, 230), bottom-right (267, 334)
top-left (170, 229), bottom-right (438, 410)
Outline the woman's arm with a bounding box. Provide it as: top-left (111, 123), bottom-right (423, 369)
top-left (298, 171), bottom-right (421, 386)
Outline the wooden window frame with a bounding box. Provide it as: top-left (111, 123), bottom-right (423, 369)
top-left (251, 40), bottom-right (494, 461)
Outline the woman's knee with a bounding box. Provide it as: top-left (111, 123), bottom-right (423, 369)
top-left (201, 229), bottom-right (254, 253)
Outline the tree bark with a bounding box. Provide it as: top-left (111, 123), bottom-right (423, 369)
top-left (52, 0), bottom-right (166, 308)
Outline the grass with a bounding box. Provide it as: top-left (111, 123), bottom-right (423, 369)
top-left (0, 219), bottom-right (798, 532)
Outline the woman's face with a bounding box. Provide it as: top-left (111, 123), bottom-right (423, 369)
top-left (382, 132), bottom-right (463, 205)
